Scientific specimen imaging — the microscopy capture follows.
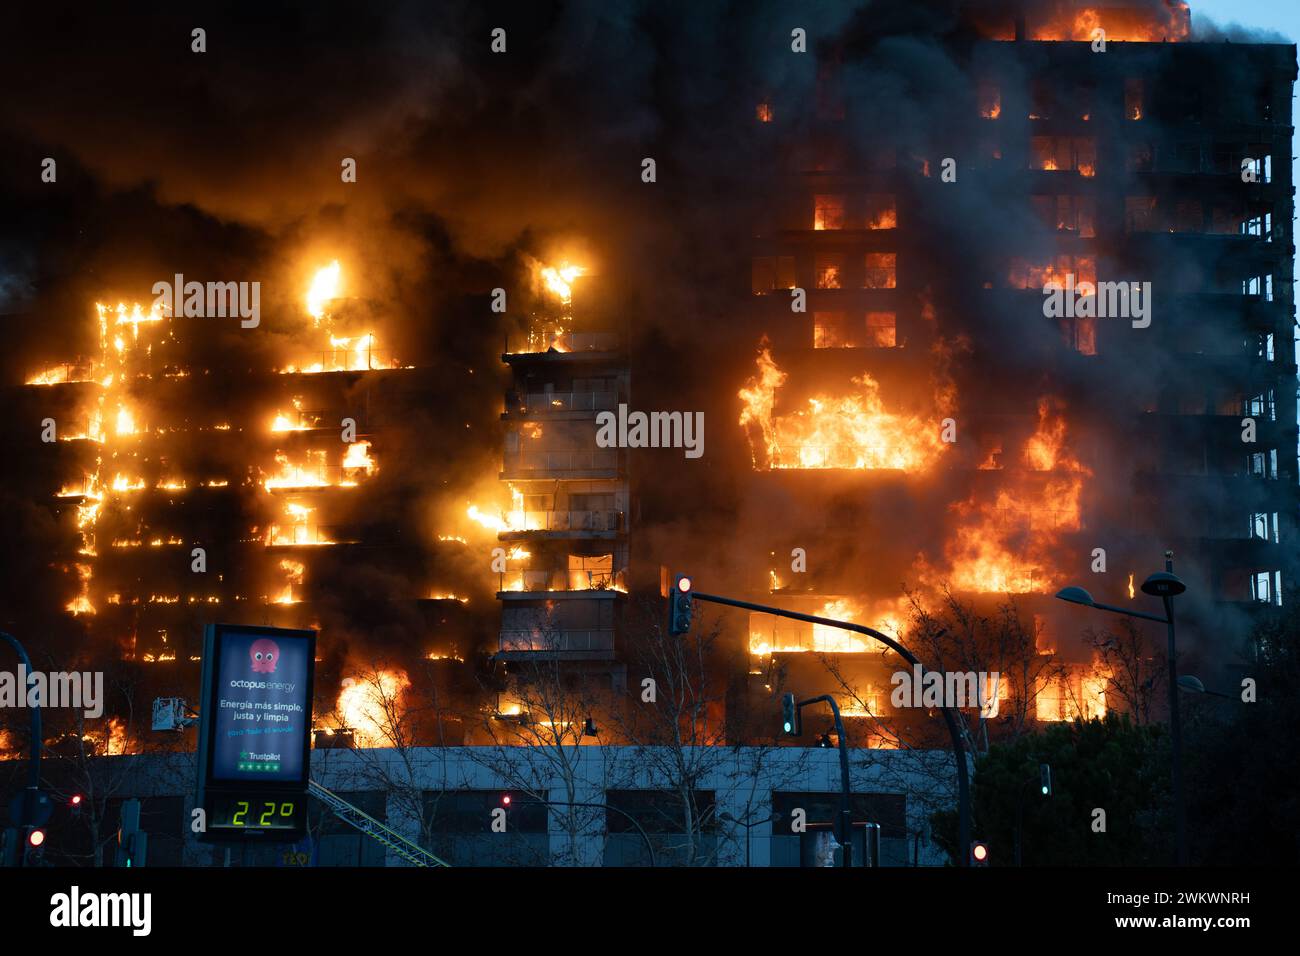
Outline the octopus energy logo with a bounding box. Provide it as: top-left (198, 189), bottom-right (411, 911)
top-left (249, 638), bottom-right (280, 673)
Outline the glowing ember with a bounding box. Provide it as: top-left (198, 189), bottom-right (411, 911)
top-left (307, 260), bottom-right (341, 321)
top-left (1027, 2), bottom-right (1190, 43)
top-left (539, 263), bottom-right (585, 305)
top-left (274, 559), bottom-right (305, 604)
top-left (341, 440), bottom-right (377, 481)
top-left (264, 451), bottom-right (330, 491)
top-left (65, 563), bottom-right (96, 616)
top-left (932, 399), bottom-right (1089, 594)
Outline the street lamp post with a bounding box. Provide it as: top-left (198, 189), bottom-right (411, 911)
top-left (1055, 552), bottom-right (1188, 866)
top-left (789, 694), bottom-right (854, 867)
top-left (1, 632), bottom-right (42, 840)
top-left (689, 589), bottom-right (973, 866)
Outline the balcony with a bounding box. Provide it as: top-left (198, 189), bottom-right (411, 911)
top-left (498, 628), bottom-right (616, 658)
top-left (505, 390), bottom-right (619, 417)
top-left (501, 449), bottom-right (620, 479)
top-left (504, 329), bottom-right (621, 357)
top-left (499, 509), bottom-right (624, 538)
top-left (499, 568), bottom-right (626, 593)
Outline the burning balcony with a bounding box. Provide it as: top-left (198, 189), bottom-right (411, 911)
top-left (502, 420), bottom-right (621, 478)
top-left (498, 592), bottom-right (619, 660)
top-left (498, 547), bottom-right (627, 595)
top-left (505, 387), bottom-right (620, 417)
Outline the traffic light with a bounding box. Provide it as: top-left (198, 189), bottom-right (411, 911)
top-left (668, 574), bottom-right (693, 635)
top-left (23, 827), bottom-right (46, 867)
top-left (500, 794), bottom-right (512, 806)
top-left (781, 692), bottom-right (800, 736)
top-left (970, 840), bottom-right (990, 866)
top-left (1039, 763), bottom-right (1052, 797)
top-left (114, 798), bottom-right (147, 868)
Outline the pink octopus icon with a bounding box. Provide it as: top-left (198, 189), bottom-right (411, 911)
top-left (250, 638), bottom-right (280, 673)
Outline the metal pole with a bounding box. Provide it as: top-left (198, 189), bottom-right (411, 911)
top-left (1163, 592), bottom-right (1187, 866)
top-left (694, 592), bottom-right (972, 866)
top-left (1, 632), bottom-right (42, 830)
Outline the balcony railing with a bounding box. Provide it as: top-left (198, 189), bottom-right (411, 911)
top-left (505, 450), bottom-right (619, 474)
top-left (499, 628), bottom-right (615, 654)
top-left (510, 391), bottom-right (619, 414)
top-left (504, 330), bottom-right (621, 355)
top-left (500, 569), bottom-right (626, 592)
top-left (507, 510), bottom-right (623, 533)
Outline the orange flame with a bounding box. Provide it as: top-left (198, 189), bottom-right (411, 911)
top-left (739, 347), bottom-right (946, 471)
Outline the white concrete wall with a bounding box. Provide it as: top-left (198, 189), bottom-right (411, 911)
top-left (107, 745), bottom-right (960, 866)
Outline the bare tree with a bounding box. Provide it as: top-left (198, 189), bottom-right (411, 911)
top-left (1081, 619), bottom-right (1164, 725)
top-left (317, 660), bottom-right (457, 855)
top-left (467, 616), bottom-right (611, 866)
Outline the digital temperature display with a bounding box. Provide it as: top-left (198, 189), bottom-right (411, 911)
top-left (208, 792), bottom-right (305, 836)
top-left (196, 624), bottom-right (316, 843)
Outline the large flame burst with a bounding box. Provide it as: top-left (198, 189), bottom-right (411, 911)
top-left (934, 399), bottom-right (1090, 594)
top-left (306, 260), bottom-right (341, 321)
top-left (337, 670), bottom-right (411, 747)
top-left (739, 347), bottom-right (947, 471)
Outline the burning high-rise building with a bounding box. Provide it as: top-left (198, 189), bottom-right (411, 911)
top-left (0, 0), bottom-right (1295, 871)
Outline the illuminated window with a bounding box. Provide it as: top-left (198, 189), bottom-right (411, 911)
top-left (756, 102), bottom-right (773, 123)
top-left (865, 312), bottom-right (896, 348)
top-left (978, 81), bottom-right (1001, 119)
top-left (1125, 78), bottom-right (1144, 120)
top-left (1062, 316), bottom-right (1096, 356)
top-left (813, 194), bottom-right (846, 230)
top-left (863, 253), bottom-right (896, 289)
top-left (1008, 255), bottom-right (1094, 290)
top-left (1033, 196), bottom-right (1096, 236)
top-left (1030, 137), bottom-right (1095, 176)
top-left (815, 253), bottom-right (844, 289)
top-left (864, 195), bottom-right (897, 230)
top-left (813, 312), bottom-right (855, 348)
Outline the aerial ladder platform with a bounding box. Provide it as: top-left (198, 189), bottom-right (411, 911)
top-left (308, 780), bottom-right (449, 868)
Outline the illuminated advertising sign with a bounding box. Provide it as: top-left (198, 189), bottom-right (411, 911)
top-left (197, 624), bottom-right (316, 842)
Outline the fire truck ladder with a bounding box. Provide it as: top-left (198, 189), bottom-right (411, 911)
top-left (308, 780), bottom-right (449, 868)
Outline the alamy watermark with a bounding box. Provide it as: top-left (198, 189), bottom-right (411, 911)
top-left (151, 274), bottom-right (260, 328)
top-left (891, 665), bottom-right (1001, 717)
top-left (1042, 274), bottom-right (1151, 329)
top-left (50, 886), bottom-right (151, 936)
top-left (0, 665), bottom-right (104, 718)
top-left (595, 404), bottom-right (704, 459)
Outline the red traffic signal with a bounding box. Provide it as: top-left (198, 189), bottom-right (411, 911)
top-left (501, 794), bottom-right (511, 806)
top-left (27, 828), bottom-right (46, 848)
top-left (668, 573), bottom-right (693, 635)
top-left (69, 794), bottom-right (83, 807)
top-left (970, 840), bottom-right (989, 865)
